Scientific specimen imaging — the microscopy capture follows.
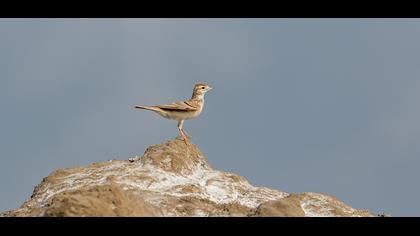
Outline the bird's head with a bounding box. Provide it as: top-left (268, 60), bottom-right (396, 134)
top-left (192, 83), bottom-right (212, 99)
top-left (194, 83), bottom-right (212, 93)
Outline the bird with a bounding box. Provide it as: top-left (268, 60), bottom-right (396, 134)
top-left (135, 83), bottom-right (212, 144)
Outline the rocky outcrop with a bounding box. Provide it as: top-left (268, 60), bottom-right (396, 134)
top-left (1, 137), bottom-right (374, 217)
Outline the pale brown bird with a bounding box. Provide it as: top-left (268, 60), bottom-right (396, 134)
top-left (135, 83), bottom-right (212, 143)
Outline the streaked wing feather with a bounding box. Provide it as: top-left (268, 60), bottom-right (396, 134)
top-left (156, 101), bottom-right (198, 111)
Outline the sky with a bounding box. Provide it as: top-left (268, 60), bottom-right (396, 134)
top-left (1, 19), bottom-right (420, 216)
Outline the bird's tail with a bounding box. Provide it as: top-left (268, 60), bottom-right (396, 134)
top-left (135, 105), bottom-right (160, 112)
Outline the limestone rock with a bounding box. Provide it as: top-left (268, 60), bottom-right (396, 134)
top-left (1, 138), bottom-right (374, 217)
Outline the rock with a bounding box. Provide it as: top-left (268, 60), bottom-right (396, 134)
top-left (0, 138), bottom-right (374, 217)
top-left (254, 194), bottom-right (305, 217)
top-left (254, 193), bottom-right (373, 217)
top-left (43, 185), bottom-right (161, 217)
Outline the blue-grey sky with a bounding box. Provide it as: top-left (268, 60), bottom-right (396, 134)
top-left (1, 19), bottom-right (420, 216)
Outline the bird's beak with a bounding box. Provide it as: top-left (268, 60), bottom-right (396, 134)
top-left (208, 86), bottom-right (213, 91)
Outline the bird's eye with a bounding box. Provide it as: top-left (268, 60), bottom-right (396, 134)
top-left (201, 87), bottom-right (205, 89)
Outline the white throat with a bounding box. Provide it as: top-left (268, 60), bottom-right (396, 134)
top-left (195, 93), bottom-right (205, 100)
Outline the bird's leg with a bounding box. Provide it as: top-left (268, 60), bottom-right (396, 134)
top-left (181, 129), bottom-right (191, 139)
top-left (177, 120), bottom-right (189, 144)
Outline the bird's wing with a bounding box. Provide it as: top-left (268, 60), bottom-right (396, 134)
top-left (155, 100), bottom-right (198, 111)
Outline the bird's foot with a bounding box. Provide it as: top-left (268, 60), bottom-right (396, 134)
top-left (180, 130), bottom-right (190, 145)
top-left (182, 134), bottom-right (189, 145)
